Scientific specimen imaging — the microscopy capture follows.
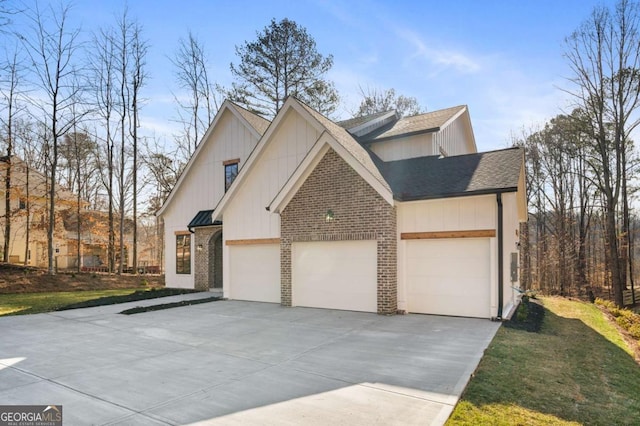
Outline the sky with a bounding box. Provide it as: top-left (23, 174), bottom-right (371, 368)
top-left (8, 0), bottom-right (616, 152)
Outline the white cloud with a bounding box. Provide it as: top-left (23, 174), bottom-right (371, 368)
top-left (394, 28), bottom-right (481, 75)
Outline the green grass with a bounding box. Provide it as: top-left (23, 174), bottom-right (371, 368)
top-left (0, 289), bottom-right (140, 316)
top-left (447, 297), bottom-right (640, 425)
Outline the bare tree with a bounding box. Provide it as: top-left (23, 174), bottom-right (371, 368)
top-left (0, 46), bottom-right (24, 262)
top-left (564, 0), bottom-right (640, 306)
top-left (129, 21), bottom-right (148, 274)
top-left (90, 25), bottom-right (117, 273)
top-left (20, 1), bottom-right (84, 274)
top-left (171, 31), bottom-right (221, 159)
top-left (115, 10), bottom-right (131, 275)
top-left (355, 87), bottom-right (423, 118)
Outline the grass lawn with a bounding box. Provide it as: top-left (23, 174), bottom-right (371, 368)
top-left (0, 289), bottom-right (143, 316)
top-left (447, 296), bottom-right (640, 425)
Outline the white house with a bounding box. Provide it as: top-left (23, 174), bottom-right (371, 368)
top-left (157, 98), bottom-right (527, 319)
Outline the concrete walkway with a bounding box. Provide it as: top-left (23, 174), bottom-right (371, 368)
top-left (0, 296), bottom-right (500, 425)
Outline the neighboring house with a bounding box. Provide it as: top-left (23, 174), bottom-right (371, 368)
top-left (0, 156), bottom-right (139, 271)
top-left (158, 98), bottom-right (527, 319)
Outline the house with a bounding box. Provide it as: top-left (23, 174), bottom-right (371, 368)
top-left (157, 98), bottom-right (527, 319)
top-left (0, 156), bottom-right (139, 271)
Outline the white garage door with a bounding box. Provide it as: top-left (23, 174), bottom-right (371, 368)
top-left (229, 244), bottom-right (281, 303)
top-left (292, 240), bottom-right (377, 312)
top-left (406, 238), bottom-right (490, 318)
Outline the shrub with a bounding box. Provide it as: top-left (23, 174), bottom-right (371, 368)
top-left (597, 298), bottom-right (640, 343)
top-left (629, 324), bottom-right (640, 340)
top-left (516, 302), bottom-right (529, 322)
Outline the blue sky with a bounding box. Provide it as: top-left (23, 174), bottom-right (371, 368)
top-left (15, 0), bottom-right (614, 152)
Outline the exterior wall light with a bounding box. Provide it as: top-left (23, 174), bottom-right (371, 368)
top-left (325, 209), bottom-right (335, 222)
top-left (196, 244), bottom-right (203, 251)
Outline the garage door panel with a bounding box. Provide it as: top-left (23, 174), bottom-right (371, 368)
top-left (230, 244), bottom-right (280, 303)
top-left (407, 238), bottom-right (490, 318)
top-left (293, 240), bottom-right (377, 312)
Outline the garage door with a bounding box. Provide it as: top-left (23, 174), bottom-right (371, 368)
top-left (406, 238), bottom-right (490, 318)
top-left (229, 244), bottom-right (280, 303)
top-left (292, 240), bottom-right (377, 312)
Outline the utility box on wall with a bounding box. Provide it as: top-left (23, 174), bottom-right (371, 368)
top-left (510, 252), bottom-right (518, 282)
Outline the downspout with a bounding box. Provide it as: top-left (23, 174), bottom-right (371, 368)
top-left (496, 192), bottom-right (504, 320)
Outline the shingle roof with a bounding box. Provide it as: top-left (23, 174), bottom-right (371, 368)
top-left (188, 210), bottom-right (222, 229)
top-left (337, 110), bottom-right (395, 130)
top-left (296, 100), bottom-right (391, 193)
top-left (375, 147), bottom-right (523, 201)
top-left (360, 105), bottom-right (466, 142)
top-left (231, 103), bottom-right (270, 135)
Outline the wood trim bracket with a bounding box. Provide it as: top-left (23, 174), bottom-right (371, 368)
top-left (226, 238), bottom-right (281, 246)
top-left (401, 229), bottom-right (496, 240)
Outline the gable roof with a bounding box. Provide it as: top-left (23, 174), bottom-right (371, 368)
top-left (359, 105), bottom-right (467, 142)
top-left (156, 100), bottom-right (269, 217)
top-left (375, 147), bottom-right (524, 202)
top-left (296, 101), bottom-right (391, 193)
top-left (337, 110), bottom-right (395, 130)
top-left (212, 97), bottom-right (395, 221)
top-left (233, 103), bottom-right (270, 135)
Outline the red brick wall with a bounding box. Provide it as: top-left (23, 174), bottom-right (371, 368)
top-left (281, 148), bottom-right (397, 314)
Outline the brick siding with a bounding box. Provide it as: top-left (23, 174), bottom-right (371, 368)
top-left (281, 148), bottom-right (397, 314)
top-left (194, 226), bottom-right (222, 291)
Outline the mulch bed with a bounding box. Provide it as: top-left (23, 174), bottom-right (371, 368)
top-left (504, 297), bottom-right (545, 332)
top-left (56, 288), bottom-right (200, 310)
top-left (119, 296), bottom-right (222, 315)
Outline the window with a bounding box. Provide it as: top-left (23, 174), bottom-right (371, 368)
top-left (224, 159), bottom-right (239, 192)
top-left (19, 198), bottom-right (26, 209)
top-left (176, 234), bottom-right (191, 274)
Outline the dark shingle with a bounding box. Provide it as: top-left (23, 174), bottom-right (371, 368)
top-left (375, 147), bottom-right (523, 201)
top-left (360, 105), bottom-right (466, 142)
top-left (337, 110), bottom-right (395, 130)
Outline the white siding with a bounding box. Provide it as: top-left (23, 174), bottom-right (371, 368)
top-left (368, 114), bottom-right (476, 162)
top-left (433, 114), bottom-right (476, 155)
top-left (369, 133), bottom-right (434, 161)
top-left (398, 195), bottom-right (496, 233)
top-left (162, 109), bottom-right (261, 289)
top-left (397, 195), bottom-right (497, 313)
top-left (223, 109), bottom-right (321, 240)
top-left (223, 109), bottom-right (321, 296)
top-left (501, 192), bottom-right (521, 316)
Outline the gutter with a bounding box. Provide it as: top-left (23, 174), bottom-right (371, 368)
top-left (495, 192), bottom-right (504, 320)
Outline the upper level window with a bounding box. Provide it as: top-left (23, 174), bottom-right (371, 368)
top-left (224, 159), bottom-right (239, 192)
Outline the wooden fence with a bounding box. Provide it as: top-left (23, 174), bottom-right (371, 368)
top-left (623, 288), bottom-right (640, 306)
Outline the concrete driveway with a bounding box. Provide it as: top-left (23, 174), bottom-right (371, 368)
top-left (0, 295), bottom-right (500, 425)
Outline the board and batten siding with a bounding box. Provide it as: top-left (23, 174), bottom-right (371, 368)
top-left (368, 133), bottom-right (434, 161)
top-left (501, 191), bottom-right (521, 317)
top-left (163, 109), bottom-right (261, 289)
top-left (432, 113), bottom-right (475, 156)
top-left (222, 108), bottom-right (321, 297)
top-left (396, 195), bottom-right (497, 313)
top-left (367, 114), bottom-right (475, 162)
